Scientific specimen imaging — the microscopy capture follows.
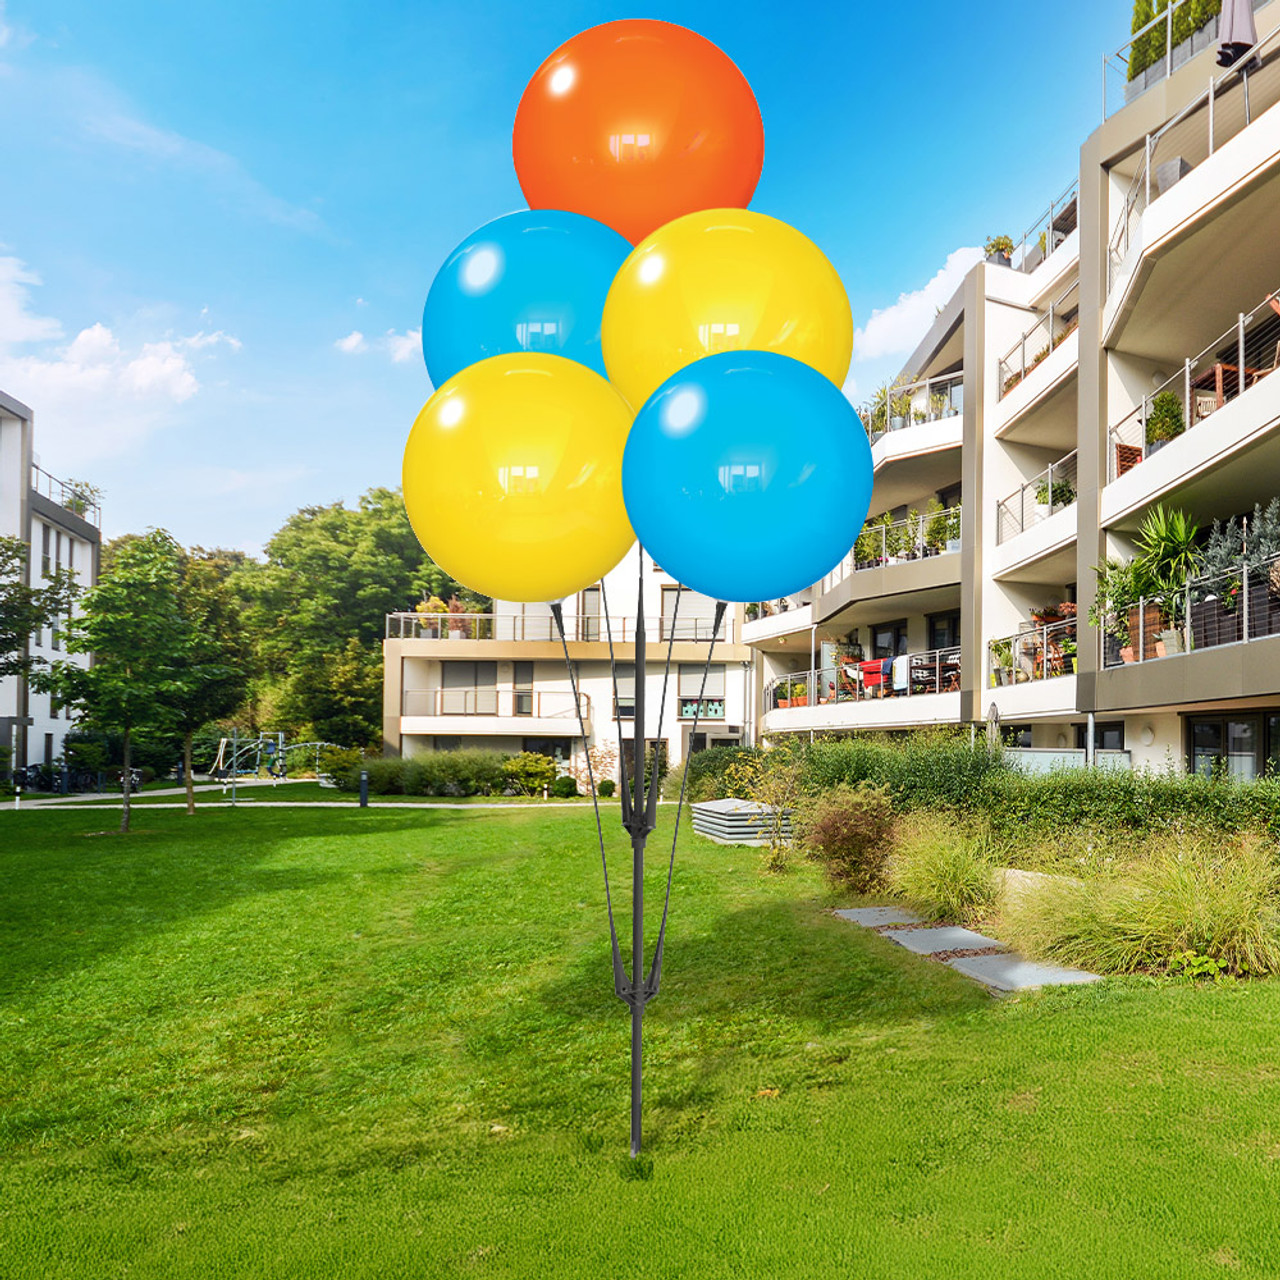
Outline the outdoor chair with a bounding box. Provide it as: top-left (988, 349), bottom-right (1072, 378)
top-left (1115, 442), bottom-right (1143, 476)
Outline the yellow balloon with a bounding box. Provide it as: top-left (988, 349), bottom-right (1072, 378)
top-left (402, 353), bottom-right (635, 602)
top-left (601, 209), bottom-right (853, 410)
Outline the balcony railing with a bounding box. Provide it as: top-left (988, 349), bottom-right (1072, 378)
top-left (996, 452), bottom-right (1079, 544)
top-left (30, 464), bottom-right (101, 528)
top-left (1011, 179), bottom-right (1079, 273)
top-left (386, 612), bottom-right (732, 643)
top-left (1099, 551), bottom-right (1280, 668)
top-left (402, 688), bottom-right (590, 718)
top-left (860, 372), bottom-right (963, 444)
top-left (763, 646), bottom-right (962, 712)
top-left (997, 281), bottom-right (1079, 399)
top-left (987, 616), bottom-right (1078, 688)
top-left (819, 506), bottom-right (962, 594)
top-left (1107, 15), bottom-right (1280, 286)
top-left (1106, 287), bottom-right (1280, 482)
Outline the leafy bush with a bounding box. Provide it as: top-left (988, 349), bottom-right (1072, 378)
top-left (597, 778), bottom-right (616, 798)
top-left (318, 745), bottom-right (364, 782)
top-left (1002, 837), bottom-right (1280, 976)
top-left (550, 775), bottom-right (579, 798)
top-left (794, 783), bottom-right (895, 892)
top-left (433, 749), bottom-right (506, 796)
top-left (667, 745), bottom-right (761, 802)
top-left (503, 752), bottom-right (558, 796)
top-left (889, 820), bottom-right (999, 924)
top-left (339, 756), bottom-right (405, 794)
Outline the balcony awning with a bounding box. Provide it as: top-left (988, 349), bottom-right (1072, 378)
top-left (1217, 0), bottom-right (1258, 67)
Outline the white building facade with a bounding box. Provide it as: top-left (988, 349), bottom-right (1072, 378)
top-left (0, 389), bottom-right (101, 772)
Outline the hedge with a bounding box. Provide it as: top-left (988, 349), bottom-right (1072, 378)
top-left (336, 750), bottom-right (508, 797)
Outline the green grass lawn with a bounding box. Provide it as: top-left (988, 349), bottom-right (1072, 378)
top-left (36, 780), bottom-right (597, 806)
top-left (2, 806), bottom-right (1279, 1278)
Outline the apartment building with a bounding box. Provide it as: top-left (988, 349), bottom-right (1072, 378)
top-left (382, 545), bottom-right (753, 780)
top-left (0, 389), bottom-right (102, 771)
top-left (750, 0), bottom-right (1280, 778)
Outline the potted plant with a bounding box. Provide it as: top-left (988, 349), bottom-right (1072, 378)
top-left (415, 594), bottom-right (448, 637)
top-left (446, 595), bottom-right (471, 639)
top-left (1034, 477), bottom-right (1076, 519)
top-left (1145, 390), bottom-right (1185, 454)
top-left (990, 638), bottom-right (1013, 686)
top-left (885, 518), bottom-right (911, 564)
top-left (790, 680), bottom-right (808, 708)
top-left (1030, 604), bottom-right (1063, 625)
top-left (1059, 632), bottom-right (1078, 674)
top-left (745, 602), bottom-right (760, 621)
top-left (929, 391), bottom-right (948, 421)
top-left (1089, 557), bottom-right (1143, 663)
top-left (890, 384), bottom-right (913, 431)
top-left (924, 499), bottom-right (949, 555)
top-left (1134, 504), bottom-right (1200, 653)
top-left (945, 502), bottom-right (962, 552)
top-left (984, 234), bottom-right (1015, 267)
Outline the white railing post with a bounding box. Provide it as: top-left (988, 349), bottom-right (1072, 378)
top-left (1185, 581), bottom-right (1193, 654)
top-left (1238, 313), bottom-right (1247, 402)
top-left (1139, 597), bottom-right (1146, 662)
top-left (1208, 73), bottom-right (1215, 154)
top-left (1243, 561), bottom-right (1251, 641)
top-left (1184, 356), bottom-right (1192, 429)
top-left (1144, 134), bottom-right (1152, 209)
top-left (1164, 4), bottom-right (1173, 79)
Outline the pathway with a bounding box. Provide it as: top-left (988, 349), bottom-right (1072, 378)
top-left (834, 906), bottom-right (1100, 993)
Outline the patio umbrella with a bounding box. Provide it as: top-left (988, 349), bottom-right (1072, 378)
top-left (1218, 0), bottom-right (1258, 67)
top-left (986, 701), bottom-right (1002, 751)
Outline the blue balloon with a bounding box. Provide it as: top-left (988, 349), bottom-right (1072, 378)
top-left (622, 352), bottom-right (873, 603)
top-left (421, 210), bottom-right (632, 386)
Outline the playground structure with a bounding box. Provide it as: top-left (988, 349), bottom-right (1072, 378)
top-left (209, 733), bottom-right (340, 785)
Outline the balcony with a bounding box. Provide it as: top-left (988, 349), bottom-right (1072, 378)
top-left (760, 648), bottom-right (962, 733)
top-left (1106, 286), bottom-right (1280, 484)
top-left (997, 282), bottom-right (1079, 401)
top-left (400, 687), bottom-right (591, 736)
top-left (30, 464), bottom-right (101, 528)
top-left (1107, 17), bottom-right (1280, 297)
top-left (386, 611), bottom-right (733, 643)
top-left (1098, 550), bottom-right (1280, 668)
top-left (819, 506), bottom-right (962, 595)
top-left (1009, 180), bottom-right (1079, 275)
top-left (996, 453), bottom-right (1079, 545)
top-left (861, 373), bottom-right (963, 444)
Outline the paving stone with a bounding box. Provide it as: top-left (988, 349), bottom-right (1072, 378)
top-left (882, 926), bottom-right (1005, 955)
top-left (834, 907), bottom-right (922, 927)
top-left (946, 953), bottom-right (1101, 991)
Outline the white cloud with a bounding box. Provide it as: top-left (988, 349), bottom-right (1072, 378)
top-left (0, 255), bottom-right (64, 345)
top-left (0, 253), bottom-right (241, 463)
top-left (385, 328), bottom-right (420, 363)
top-left (335, 330), bottom-right (367, 354)
top-left (853, 247), bottom-right (982, 363)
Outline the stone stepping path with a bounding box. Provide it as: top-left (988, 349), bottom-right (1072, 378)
top-left (835, 907), bottom-right (1100, 992)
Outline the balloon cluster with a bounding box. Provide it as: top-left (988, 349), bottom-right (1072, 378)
top-left (402, 20), bottom-right (874, 604)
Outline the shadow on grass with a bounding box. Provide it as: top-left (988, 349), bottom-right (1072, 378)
top-left (0, 807), bottom-right (477, 998)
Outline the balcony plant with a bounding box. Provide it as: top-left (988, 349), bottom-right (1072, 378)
top-left (990, 637), bottom-right (1013, 686)
top-left (984, 234), bottom-right (1015, 267)
top-left (1135, 504), bottom-right (1200, 652)
top-left (855, 513), bottom-right (890, 567)
top-left (929, 391), bottom-right (948, 421)
top-left (1089, 556), bottom-right (1144, 662)
top-left (946, 502), bottom-right (962, 551)
top-left (745, 602), bottom-right (760, 621)
top-left (446, 594), bottom-right (472, 639)
top-left (1034, 477), bottom-right (1076, 516)
top-left (1058, 632), bottom-right (1078, 674)
top-left (1144, 390), bottom-right (1185, 452)
top-left (924, 499), bottom-right (949, 554)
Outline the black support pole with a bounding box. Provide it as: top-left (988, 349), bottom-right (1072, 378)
top-left (630, 558), bottom-right (648, 1158)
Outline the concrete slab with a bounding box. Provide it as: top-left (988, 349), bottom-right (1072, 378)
top-left (947, 954), bottom-right (1101, 991)
top-left (882, 926), bottom-right (1005, 955)
top-left (834, 907), bottom-right (922, 927)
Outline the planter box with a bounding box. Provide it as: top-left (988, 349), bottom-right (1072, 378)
top-left (1191, 595), bottom-right (1242, 649)
top-left (1126, 601), bottom-right (1165, 660)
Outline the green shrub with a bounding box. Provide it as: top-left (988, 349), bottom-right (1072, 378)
top-left (433, 749), bottom-right (506, 796)
top-left (1003, 837), bottom-right (1280, 976)
top-left (550, 775), bottom-right (579, 798)
top-left (597, 778), bottom-right (616, 798)
top-left (666, 745), bottom-right (760, 802)
top-left (794, 783), bottom-right (895, 892)
top-left (504, 751), bottom-right (558, 796)
top-left (889, 820), bottom-right (999, 924)
top-left (342, 757), bottom-right (406, 795)
top-left (318, 745), bottom-right (364, 782)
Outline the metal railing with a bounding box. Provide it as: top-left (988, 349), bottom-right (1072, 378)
top-left (30, 464), bottom-right (101, 528)
top-left (996, 452), bottom-right (1079, 544)
top-left (860, 372), bottom-right (964, 443)
top-left (997, 281), bottom-right (1080, 398)
top-left (1106, 286), bottom-right (1280, 482)
top-left (1099, 550), bottom-right (1280, 667)
top-left (386, 611), bottom-right (732, 643)
top-left (402, 687), bottom-right (590, 718)
top-left (1102, 0), bottom-right (1274, 118)
top-left (987, 616), bottom-right (1079, 687)
top-left (819, 505), bottom-right (962, 594)
top-left (1011, 179), bottom-right (1080, 273)
top-left (1108, 13), bottom-right (1280, 287)
top-left (763, 646), bottom-right (962, 712)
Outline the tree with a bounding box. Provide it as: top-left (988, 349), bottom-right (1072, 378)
top-left (41, 530), bottom-right (190, 834)
top-left (0, 535), bottom-right (78, 683)
top-left (235, 487), bottom-right (485, 745)
top-left (171, 547), bottom-right (252, 815)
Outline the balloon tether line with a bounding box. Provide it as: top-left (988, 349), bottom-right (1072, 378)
top-left (551, 556), bottom-right (727, 1158)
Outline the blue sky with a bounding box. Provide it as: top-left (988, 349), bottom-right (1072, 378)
top-left (0, 0), bottom-right (1121, 553)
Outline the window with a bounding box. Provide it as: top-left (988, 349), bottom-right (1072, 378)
top-left (579, 587), bottom-right (601, 642)
top-left (1076, 722), bottom-right (1125, 751)
top-left (663, 586), bottom-right (721, 640)
top-left (678, 663), bottom-right (726, 719)
top-left (514, 661), bottom-right (534, 716)
top-left (41, 524), bottom-right (50, 577)
top-left (937, 483), bottom-right (963, 509)
top-left (614, 663), bottom-right (636, 719)
top-left (872, 621), bottom-right (909, 659)
top-left (432, 736), bottom-right (462, 752)
top-left (927, 611), bottom-right (961, 650)
top-left (440, 661), bottom-right (497, 714)
top-left (522, 737), bottom-right (572, 761)
top-left (55, 530), bottom-right (63, 569)
top-left (44, 733), bottom-right (54, 770)
top-left (1188, 714), bottom-right (1268, 779)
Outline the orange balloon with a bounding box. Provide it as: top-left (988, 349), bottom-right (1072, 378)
top-left (513, 20), bottom-right (764, 246)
